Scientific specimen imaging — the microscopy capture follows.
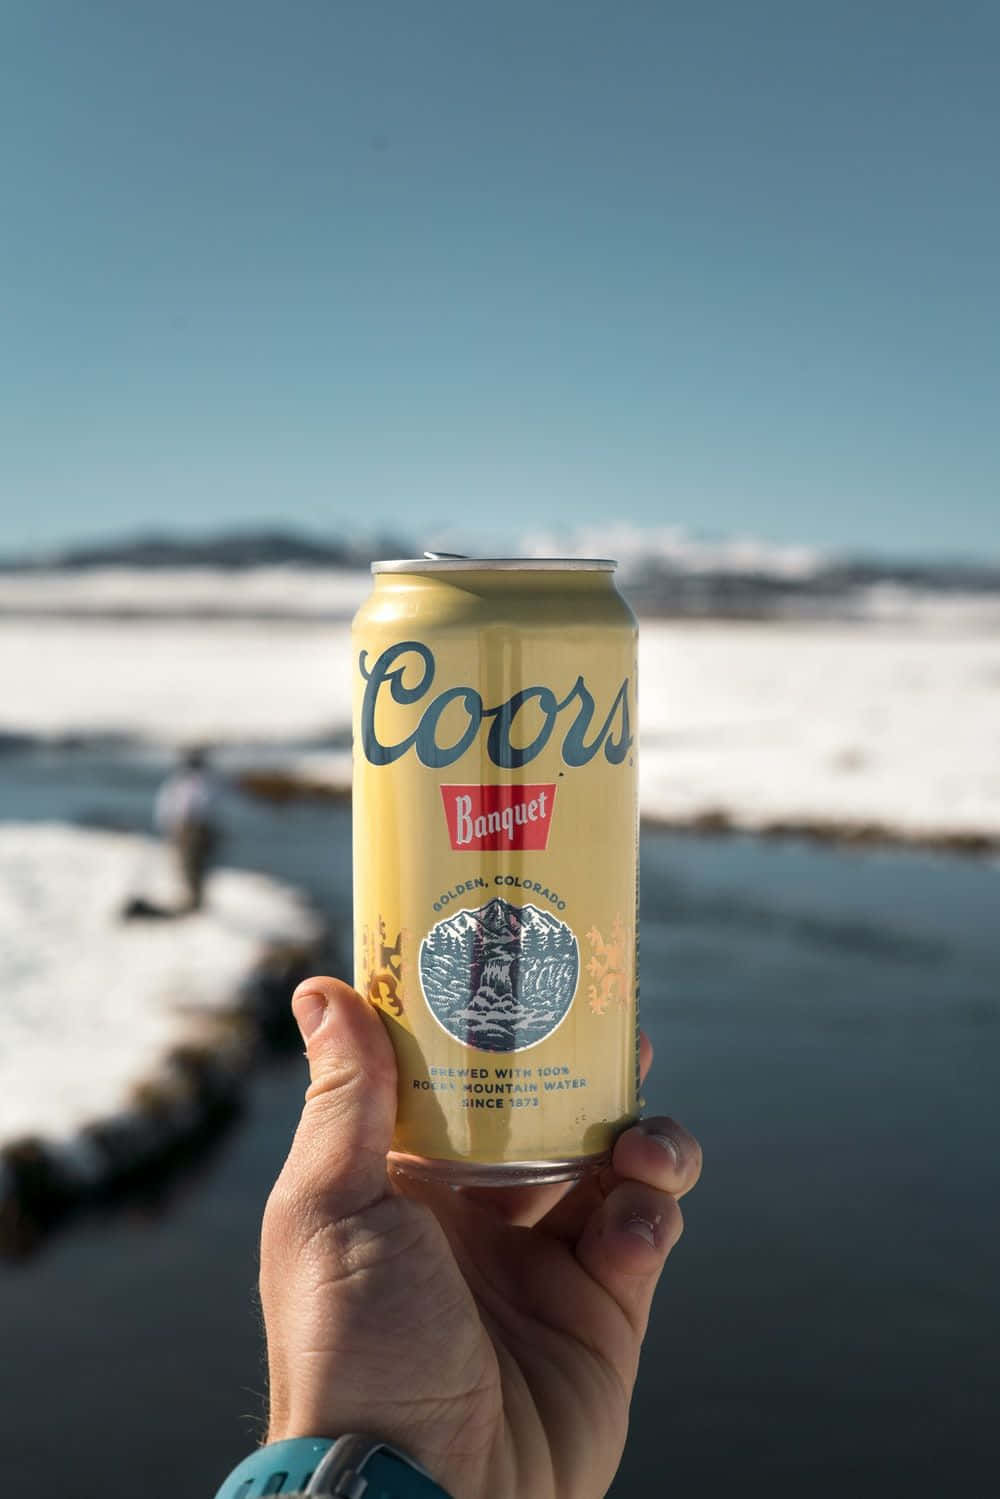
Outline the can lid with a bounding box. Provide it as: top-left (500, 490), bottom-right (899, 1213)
top-left (372, 556), bottom-right (617, 574)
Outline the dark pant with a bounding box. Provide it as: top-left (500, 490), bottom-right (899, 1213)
top-left (174, 823), bottom-right (217, 910)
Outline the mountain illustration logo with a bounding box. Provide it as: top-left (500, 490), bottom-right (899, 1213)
top-left (419, 897), bottom-right (579, 1053)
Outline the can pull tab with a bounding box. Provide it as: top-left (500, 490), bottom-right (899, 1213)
top-left (422, 551), bottom-right (469, 560)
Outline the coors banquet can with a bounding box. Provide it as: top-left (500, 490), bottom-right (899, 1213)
top-left (352, 556), bottom-right (638, 1184)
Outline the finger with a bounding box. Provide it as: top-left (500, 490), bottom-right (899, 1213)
top-left (575, 1180), bottom-right (684, 1331)
top-left (446, 1180), bottom-right (572, 1225)
top-left (450, 1031), bottom-right (658, 1229)
top-left (538, 1112), bottom-right (700, 1243)
top-left (611, 1116), bottom-right (703, 1200)
top-left (533, 1164), bottom-right (610, 1242)
top-left (272, 977), bottom-right (399, 1228)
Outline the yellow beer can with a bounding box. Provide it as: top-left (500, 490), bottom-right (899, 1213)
top-left (352, 557), bottom-right (638, 1184)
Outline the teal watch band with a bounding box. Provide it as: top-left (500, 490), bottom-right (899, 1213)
top-left (214, 1439), bottom-right (332, 1499)
top-left (213, 1439), bottom-right (332, 1497)
top-left (213, 1434), bottom-right (454, 1498)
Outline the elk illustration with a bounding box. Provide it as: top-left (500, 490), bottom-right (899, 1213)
top-left (364, 918), bottom-right (405, 1017)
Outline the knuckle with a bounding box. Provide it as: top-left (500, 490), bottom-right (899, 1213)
top-left (641, 1188), bottom-right (683, 1252)
top-left (303, 1049), bottom-right (366, 1101)
top-left (260, 1191), bottom-right (297, 1279)
top-left (261, 1170), bottom-right (309, 1246)
top-left (304, 1194), bottom-right (424, 1281)
top-left (659, 1202), bottom-right (684, 1256)
top-left (304, 1044), bottom-right (396, 1103)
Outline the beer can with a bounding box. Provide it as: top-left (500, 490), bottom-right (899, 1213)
top-left (352, 557), bottom-right (638, 1185)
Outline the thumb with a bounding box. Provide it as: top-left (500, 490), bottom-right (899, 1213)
top-left (281, 976), bottom-right (399, 1223)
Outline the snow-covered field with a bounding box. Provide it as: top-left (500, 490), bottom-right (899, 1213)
top-left (2, 613), bottom-right (998, 846)
top-left (0, 616), bottom-right (353, 744)
top-left (0, 824), bottom-right (322, 1155)
top-left (638, 623), bottom-right (1000, 845)
top-left (0, 565), bottom-right (372, 618)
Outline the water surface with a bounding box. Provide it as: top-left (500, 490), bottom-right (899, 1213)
top-left (1, 750), bottom-right (997, 1496)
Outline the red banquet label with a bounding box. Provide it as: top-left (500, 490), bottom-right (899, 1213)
top-left (440, 783), bottom-right (556, 852)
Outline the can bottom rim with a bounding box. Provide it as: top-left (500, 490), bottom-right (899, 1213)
top-left (387, 1150), bottom-right (611, 1188)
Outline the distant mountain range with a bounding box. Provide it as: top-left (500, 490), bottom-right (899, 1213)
top-left (0, 528), bottom-right (407, 573)
top-left (1, 527), bottom-right (998, 622)
top-left (624, 554), bottom-right (1000, 620)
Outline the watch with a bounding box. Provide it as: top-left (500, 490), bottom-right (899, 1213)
top-left (213, 1434), bottom-right (455, 1498)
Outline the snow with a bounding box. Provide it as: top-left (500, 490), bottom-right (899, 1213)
top-left (0, 566), bottom-right (372, 618)
top-left (519, 522), bottom-right (826, 581)
top-left (636, 622), bottom-right (1000, 842)
top-left (0, 824), bottom-right (322, 1152)
top-left (1, 613), bottom-right (999, 844)
top-left (277, 621), bottom-right (1000, 847)
top-left (0, 616), bottom-right (353, 745)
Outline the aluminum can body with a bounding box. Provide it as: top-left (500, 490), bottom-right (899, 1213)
top-left (352, 559), bottom-right (638, 1184)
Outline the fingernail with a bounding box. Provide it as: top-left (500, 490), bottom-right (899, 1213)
top-left (645, 1130), bottom-right (680, 1166)
top-left (623, 1213), bottom-right (660, 1247)
top-left (293, 991), bottom-right (328, 1043)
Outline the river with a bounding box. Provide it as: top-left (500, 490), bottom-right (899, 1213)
top-left (0, 747), bottom-right (997, 1496)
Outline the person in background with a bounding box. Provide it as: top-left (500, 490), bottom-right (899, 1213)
top-left (155, 747), bottom-right (221, 913)
top-left (213, 976), bottom-right (703, 1498)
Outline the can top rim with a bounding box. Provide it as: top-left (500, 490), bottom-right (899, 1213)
top-left (371, 557), bottom-right (617, 574)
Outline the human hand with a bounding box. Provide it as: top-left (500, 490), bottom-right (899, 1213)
top-left (260, 977), bottom-right (702, 1499)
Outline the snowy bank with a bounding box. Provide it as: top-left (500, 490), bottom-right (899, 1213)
top-left (236, 622), bottom-right (1000, 855)
top-left (637, 623), bottom-right (1000, 852)
top-left (0, 565), bottom-right (372, 619)
top-left (2, 616), bottom-right (999, 851)
top-left (0, 824), bottom-right (324, 1249)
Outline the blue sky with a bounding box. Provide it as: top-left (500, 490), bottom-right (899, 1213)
top-left (2, 1), bottom-right (998, 559)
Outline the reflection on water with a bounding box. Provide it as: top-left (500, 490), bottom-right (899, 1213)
top-left (1, 749), bottom-right (998, 1498)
